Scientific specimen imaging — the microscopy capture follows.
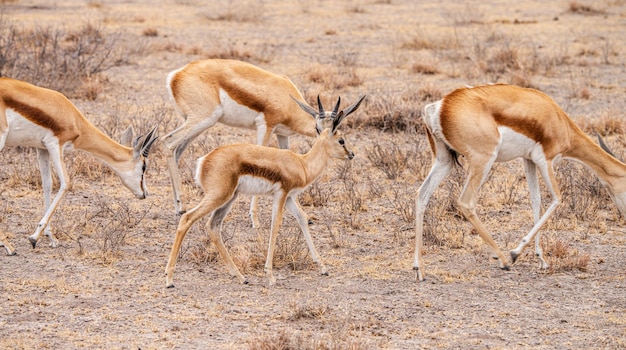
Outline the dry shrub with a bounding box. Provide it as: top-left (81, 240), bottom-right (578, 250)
top-left (341, 170), bottom-right (367, 229)
top-left (300, 179), bottom-right (336, 207)
top-left (306, 63), bottom-right (362, 90)
top-left (286, 299), bottom-right (329, 321)
top-left (199, 40), bottom-right (276, 64)
top-left (247, 328), bottom-right (371, 350)
top-left (567, 1), bottom-right (604, 15)
top-left (383, 182), bottom-right (415, 224)
top-left (555, 161), bottom-right (611, 223)
top-left (400, 28), bottom-right (459, 51)
top-left (543, 236), bottom-right (591, 273)
top-left (358, 93), bottom-right (422, 133)
top-left (411, 62), bottom-right (439, 75)
top-left (366, 143), bottom-right (410, 180)
top-left (201, 0), bottom-right (265, 22)
top-left (0, 20), bottom-right (131, 98)
top-left (142, 27), bottom-right (158, 37)
top-left (573, 112), bottom-right (626, 136)
top-left (1, 147), bottom-right (40, 189)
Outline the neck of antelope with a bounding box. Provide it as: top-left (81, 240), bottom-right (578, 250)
top-left (73, 122), bottom-right (134, 173)
top-left (566, 131), bottom-right (626, 218)
top-left (301, 133), bottom-right (334, 185)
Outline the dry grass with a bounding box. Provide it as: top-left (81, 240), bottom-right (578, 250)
top-left (1, 1), bottom-right (625, 349)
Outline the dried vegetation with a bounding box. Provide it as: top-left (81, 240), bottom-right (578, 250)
top-left (1, 0), bottom-right (625, 349)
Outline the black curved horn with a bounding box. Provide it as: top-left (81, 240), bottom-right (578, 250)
top-left (317, 95), bottom-right (324, 115)
top-left (141, 127), bottom-right (159, 158)
top-left (331, 96), bottom-right (341, 118)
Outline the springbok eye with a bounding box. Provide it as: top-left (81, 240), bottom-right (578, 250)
top-left (338, 138), bottom-right (345, 145)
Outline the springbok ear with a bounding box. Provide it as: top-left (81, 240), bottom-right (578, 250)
top-left (332, 95), bottom-right (366, 132)
top-left (120, 125), bottom-right (134, 147)
top-left (291, 95), bottom-right (318, 118)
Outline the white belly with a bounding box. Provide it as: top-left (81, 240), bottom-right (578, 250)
top-left (4, 109), bottom-right (53, 149)
top-left (496, 126), bottom-right (540, 162)
top-left (236, 175), bottom-right (282, 196)
top-left (218, 89), bottom-right (262, 130)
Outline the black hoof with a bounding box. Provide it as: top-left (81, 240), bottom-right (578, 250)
top-left (177, 210), bottom-right (187, 216)
top-left (8, 251), bottom-right (17, 256)
top-left (308, 219), bottom-right (314, 225)
top-left (501, 265), bottom-right (511, 271)
top-left (321, 271), bottom-right (329, 276)
top-left (29, 240), bottom-right (37, 249)
top-left (166, 284), bottom-right (175, 289)
top-left (243, 280), bottom-right (249, 285)
top-left (510, 251), bottom-right (519, 264)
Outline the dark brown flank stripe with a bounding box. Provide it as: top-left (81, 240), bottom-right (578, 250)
top-left (220, 77), bottom-right (266, 113)
top-left (3, 96), bottom-right (62, 133)
top-left (240, 162), bottom-right (283, 184)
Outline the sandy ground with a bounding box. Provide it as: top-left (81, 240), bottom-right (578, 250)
top-left (1, 0), bottom-right (625, 349)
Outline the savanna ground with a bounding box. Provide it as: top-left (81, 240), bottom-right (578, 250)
top-left (1, 0), bottom-right (625, 349)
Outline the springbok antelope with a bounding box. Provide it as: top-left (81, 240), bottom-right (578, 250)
top-left (163, 59), bottom-right (325, 227)
top-left (0, 77), bottom-right (158, 251)
top-left (413, 84), bottom-right (626, 281)
top-left (165, 95), bottom-right (365, 287)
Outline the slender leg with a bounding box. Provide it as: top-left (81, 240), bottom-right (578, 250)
top-left (511, 160), bottom-right (561, 263)
top-left (162, 110), bottom-right (222, 215)
top-left (523, 159), bottom-right (549, 269)
top-left (285, 196), bottom-right (327, 276)
top-left (165, 193), bottom-right (229, 288)
top-left (207, 193), bottom-right (248, 284)
top-left (413, 147), bottom-right (454, 281)
top-left (456, 154), bottom-right (511, 270)
top-left (264, 192), bottom-right (287, 286)
top-left (35, 149), bottom-right (58, 247)
top-left (29, 146), bottom-right (68, 248)
top-left (249, 125), bottom-right (274, 228)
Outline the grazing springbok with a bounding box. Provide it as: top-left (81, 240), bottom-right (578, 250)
top-left (413, 84), bottom-right (626, 281)
top-left (163, 59), bottom-right (325, 228)
top-left (165, 95), bottom-right (365, 287)
top-left (0, 77), bottom-right (158, 251)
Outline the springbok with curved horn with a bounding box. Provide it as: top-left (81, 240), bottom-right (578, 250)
top-left (0, 77), bottom-right (158, 251)
top-left (165, 95), bottom-right (365, 287)
top-left (163, 59), bottom-right (327, 227)
top-left (414, 84), bottom-right (626, 281)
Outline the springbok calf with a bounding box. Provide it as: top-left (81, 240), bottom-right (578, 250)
top-left (413, 84), bottom-right (626, 281)
top-left (163, 59), bottom-right (325, 227)
top-left (0, 77), bottom-right (158, 251)
top-left (165, 95), bottom-right (365, 287)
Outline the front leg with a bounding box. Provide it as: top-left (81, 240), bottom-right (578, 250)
top-left (285, 197), bottom-right (327, 276)
top-left (264, 193), bottom-right (287, 286)
top-left (30, 148), bottom-right (60, 248)
top-left (523, 159), bottom-right (549, 269)
top-left (249, 119), bottom-right (273, 228)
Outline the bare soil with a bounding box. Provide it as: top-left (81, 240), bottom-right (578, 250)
top-left (1, 1), bottom-right (625, 349)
